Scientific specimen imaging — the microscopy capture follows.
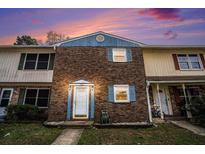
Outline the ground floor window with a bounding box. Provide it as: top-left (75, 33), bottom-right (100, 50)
top-left (0, 88), bottom-right (13, 107)
top-left (177, 86), bottom-right (202, 99)
top-left (114, 85), bottom-right (130, 102)
top-left (24, 88), bottom-right (49, 107)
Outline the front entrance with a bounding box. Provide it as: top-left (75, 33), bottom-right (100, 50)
top-left (0, 88), bottom-right (13, 120)
top-left (152, 85), bottom-right (173, 118)
top-left (159, 87), bottom-right (172, 115)
top-left (73, 85), bottom-right (89, 119)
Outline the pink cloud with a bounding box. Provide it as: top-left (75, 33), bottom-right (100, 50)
top-left (138, 9), bottom-right (183, 21)
top-left (31, 19), bottom-right (43, 25)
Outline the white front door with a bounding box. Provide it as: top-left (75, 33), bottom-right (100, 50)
top-left (73, 86), bottom-right (89, 119)
top-left (159, 87), bottom-right (172, 115)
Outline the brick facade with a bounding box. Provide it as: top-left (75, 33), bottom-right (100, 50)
top-left (48, 47), bottom-right (149, 122)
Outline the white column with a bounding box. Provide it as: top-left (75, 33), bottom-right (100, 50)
top-left (182, 84), bottom-right (192, 118)
top-left (146, 81), bottom-right (153, 123)
top-left (157, 83), bottom-right (164, 119)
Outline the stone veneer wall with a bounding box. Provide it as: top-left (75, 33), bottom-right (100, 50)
top-left (48, 47), bottom-right (149, 122)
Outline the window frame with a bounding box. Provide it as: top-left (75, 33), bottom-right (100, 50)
top-left (177, 54), bottom-right (203, 70)
top-left (177, 86), bottom-right (202, 98)
top-left (113, 84), bottom-right (130, 103)
top-left (23, 88), bottom-right (50, 108)
top-left (23, 53), bottom-right (51, 70)
top-left (112, 48), bottom-right (127, 62)
top-left (0, 88), bottom-right (13, 107)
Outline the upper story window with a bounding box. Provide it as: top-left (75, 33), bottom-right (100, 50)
top-left (36, 54), bottom-right (49, 69)
top-left (24, 54), bottom-right (38, 69)
top-left (107, 48), bottom-right (132, 63)
top-left (112, 48), bottom-right (127, 62)
top-left (177, 54), bottom-right (202, 70)
top-left (18, 53), bottom-right (55, 70)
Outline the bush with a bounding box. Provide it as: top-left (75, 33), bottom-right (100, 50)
top-left (6, 104), bottom-right (47, 121)
top-left (190, 96), bottom-right (205, 127)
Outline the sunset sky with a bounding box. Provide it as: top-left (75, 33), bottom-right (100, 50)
top-left (0, 8), bottom-right (205, 45)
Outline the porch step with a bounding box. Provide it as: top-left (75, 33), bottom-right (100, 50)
top-left (93, 122), bottom-right (153, 128)
top-left (44, 121), bottom-right (94, 128)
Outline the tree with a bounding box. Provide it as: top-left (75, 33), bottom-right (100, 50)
top-left (14, 35), bottom-right (38, 45)
top-left (46, 30), bottom-right (69, 45)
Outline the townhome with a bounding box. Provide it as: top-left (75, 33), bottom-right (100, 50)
top-left (143, 46), bottom-right (205, 121)
top-left (0, 31), bottom-right (205, 124)
top-left (0, 46), bottom-right (55, 118)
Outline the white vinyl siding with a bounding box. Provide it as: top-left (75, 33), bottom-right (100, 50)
top-left (0, 50), bottom-right (53, 83)
top-left (143, 50), bottom-right (205, 77)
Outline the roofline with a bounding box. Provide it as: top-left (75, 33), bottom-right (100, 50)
top-left (0, 45), bottom-right (53, 49)
top-left (141, 45), bottom-right (205, 48)
top-left (54, 31), bottom-right (146, 46)
top-left (147, 80), bottom-right (205, 84)
top-left (1, 44), bottom-right (205, 49)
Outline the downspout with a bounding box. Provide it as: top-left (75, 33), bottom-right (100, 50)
top-left (146, 81), bottom-right (153, 123)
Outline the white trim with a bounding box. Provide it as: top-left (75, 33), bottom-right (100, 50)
top-left (147, 80), bottom-right (205, 84)
top-left (146, 83), bottom-right (153, 123)
top-left (47, 53), bottom-right (51, 70)
top-left (113, 84), bottom-right (130, 103)
top-left (0, 88), bottom-right (13, 107)
top-left (112, 48), bottom-right (127, 62)
top-left (73, 85), bottom-right (89, 119)
top-left (54, 31), bottom-right (144, 46)
top-left (23, 88), bottom-right (50, 108)
top-left (35, 53), bottom-right (39, 70)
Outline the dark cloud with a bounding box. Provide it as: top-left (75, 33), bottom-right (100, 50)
top-left (163, 30), bottom-right (178, 39)
top-left (138, 9), bottom-right (183, 21)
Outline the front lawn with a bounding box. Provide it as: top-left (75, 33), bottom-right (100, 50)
top-left (0, 123), bottom-right (62, 145)
top-left (78, 123), bottom-right (205, 145)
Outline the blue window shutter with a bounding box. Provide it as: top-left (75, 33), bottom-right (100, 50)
top-left (107, 48), bottom-right (113, 62)
top-left (126, 48), bottom-right (132, 62)
top-left (67, 87), bottom-right (72, 120)
top-left (90, 87), bottom-right (95, 120)
top-left (108, 85), bottom-right (114, 102)
top-left (129, 85), bottom-right (136, 102)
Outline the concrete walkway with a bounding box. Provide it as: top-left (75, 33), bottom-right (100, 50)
top-left (171, 120), bottom-right (205, 136)
top-left (52, 129), bottom-right (83, 145)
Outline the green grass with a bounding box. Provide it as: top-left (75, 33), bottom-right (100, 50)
top-left (78, 123), bottom-right (205, 145)
top-left (0, 123), bottom-right (62, 145)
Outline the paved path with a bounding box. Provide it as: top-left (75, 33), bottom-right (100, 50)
top-left (171, 120), bottom-right (205, 136)
top-left (52, 129), bottom-right (83, 145)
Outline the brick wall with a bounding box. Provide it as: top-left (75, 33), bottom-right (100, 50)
top-left (48, 47), bottom-right (149, 122)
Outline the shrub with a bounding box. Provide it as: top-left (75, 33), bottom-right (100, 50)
top-left (190, 96), bottom-right (205, 127)
top-left (6, 104), bottom-right (47, 121)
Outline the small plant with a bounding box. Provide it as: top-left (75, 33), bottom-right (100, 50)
top-left (6, 104), bottom-right (47, 121)
top-left (189, 96), bottom-right (205, 127)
